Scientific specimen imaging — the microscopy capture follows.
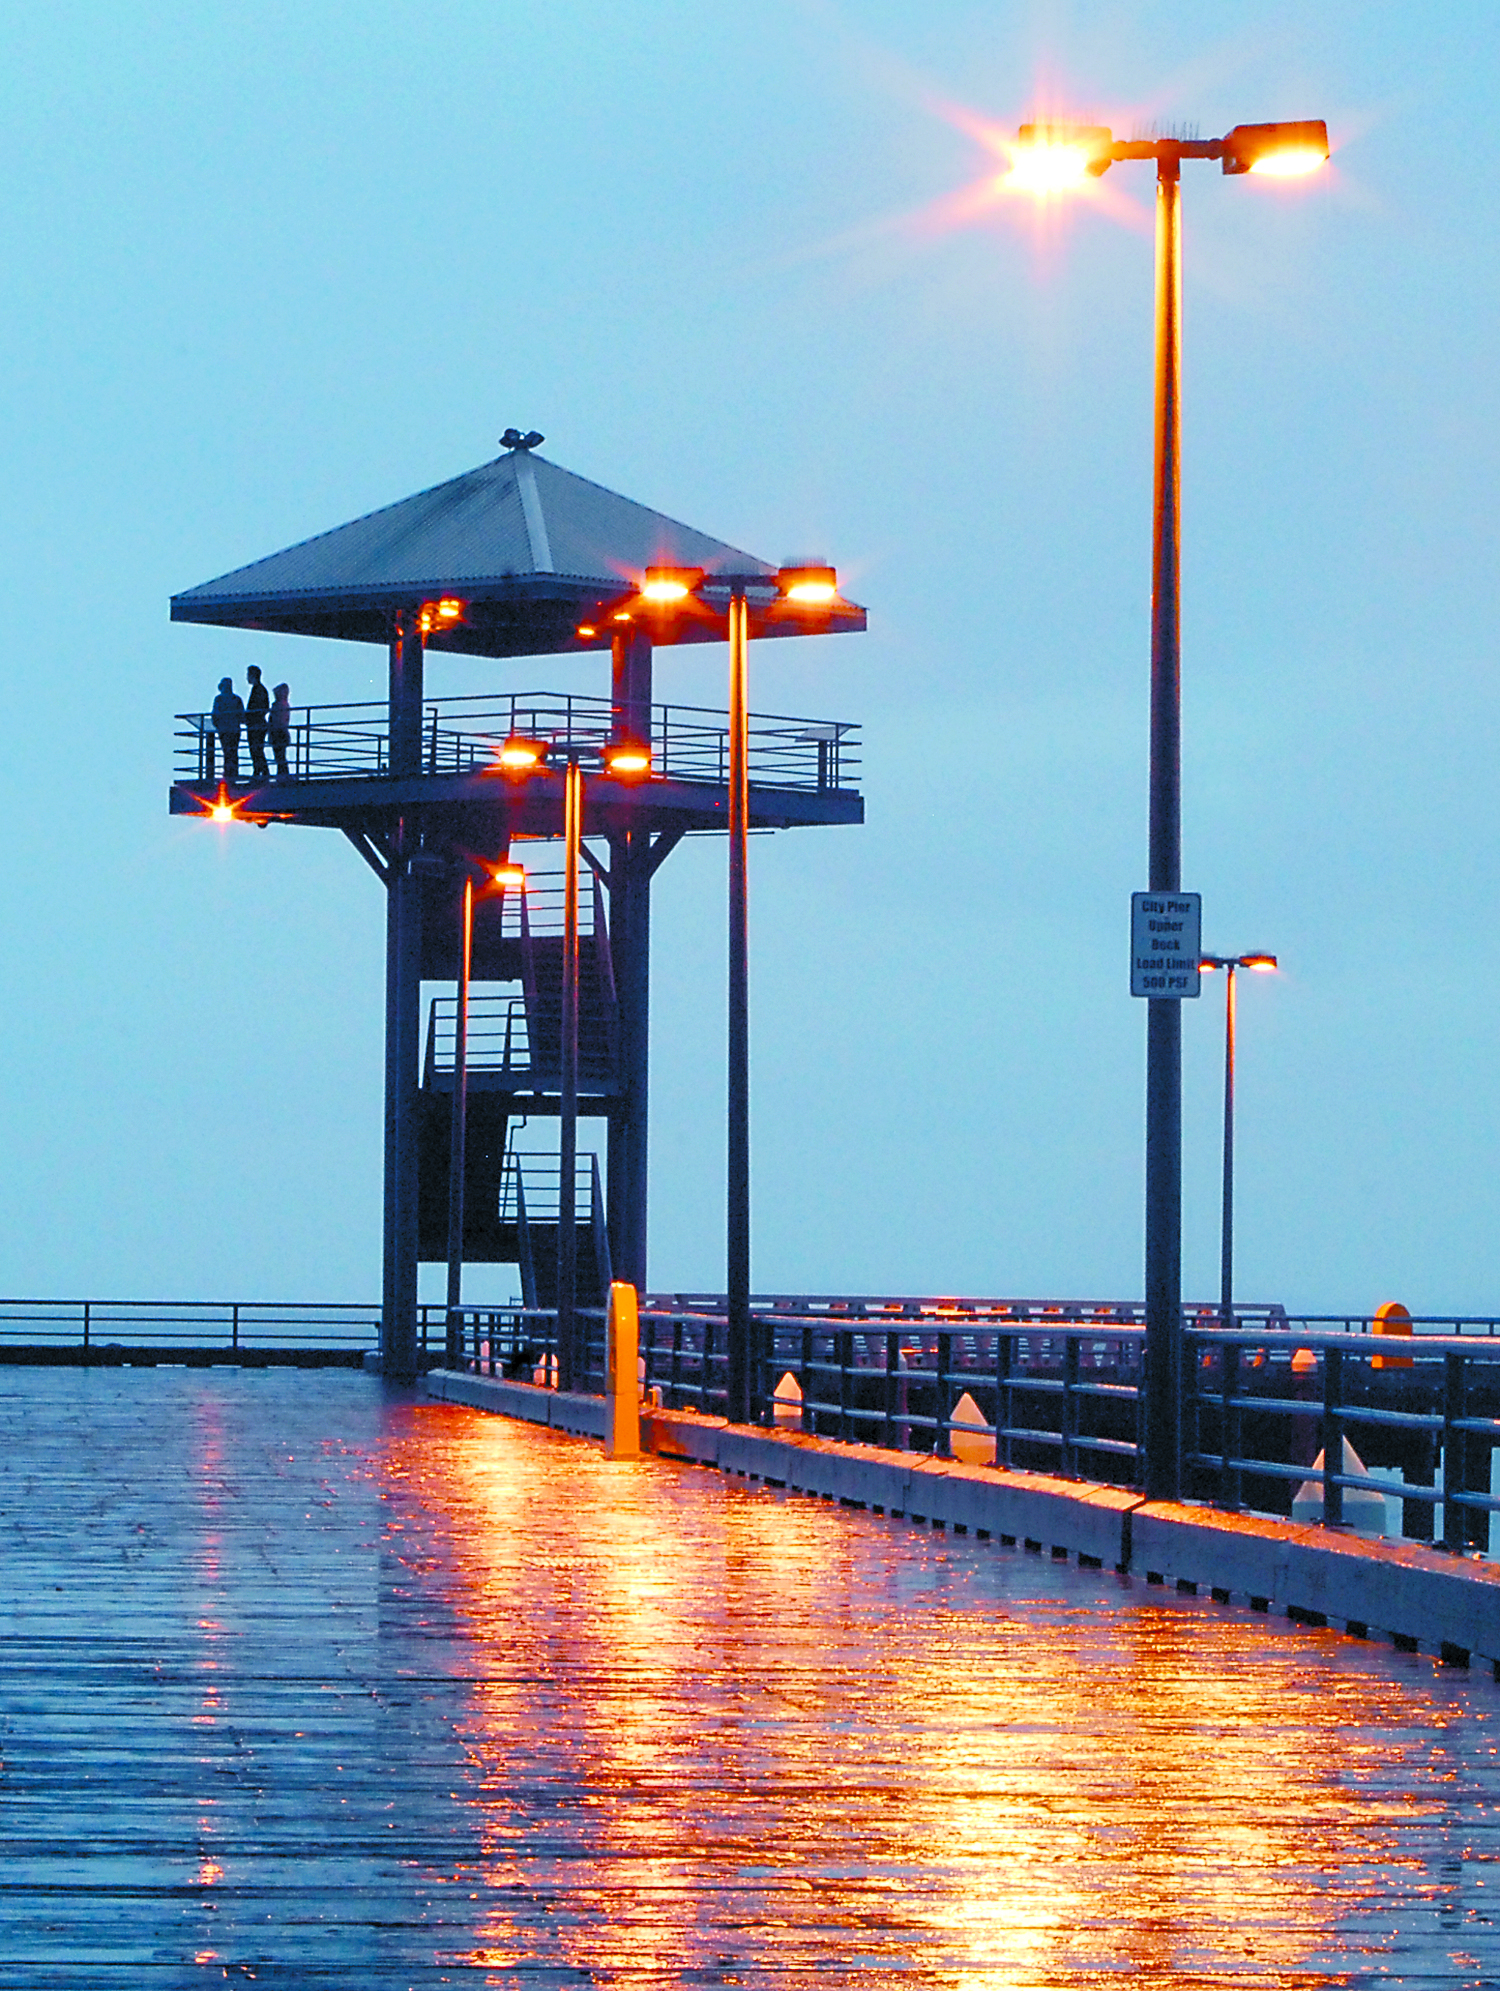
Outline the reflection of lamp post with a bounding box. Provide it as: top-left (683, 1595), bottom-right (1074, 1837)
top-left (1008, 115), bottom-right (1326, 1499)
top-left (446, 862), bottom-right (525, 1367)
top-left (640, 564), bottom-right (843, 1425)
top-left (1198, 952), bottom-right (1277, 1335)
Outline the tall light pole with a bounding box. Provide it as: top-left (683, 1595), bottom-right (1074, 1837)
top-left (1009, 116), bottom-right (1327, 1499)
top-left (557, 753), bottom-right (584, 1391)
top-left (1199, 952), bottom-right (1277, 1332)
top-left (640, 563), bottom-right (845, 1424)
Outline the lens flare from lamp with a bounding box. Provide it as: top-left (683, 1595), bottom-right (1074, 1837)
top-left (1008, 123), bottom-right (1112, 195)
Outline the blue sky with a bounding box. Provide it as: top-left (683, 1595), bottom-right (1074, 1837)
top-left (2, 1), bottom-right (1497, 1314)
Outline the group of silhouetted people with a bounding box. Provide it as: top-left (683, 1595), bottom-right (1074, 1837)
top-left (210, 667), bottom-right (292, 784)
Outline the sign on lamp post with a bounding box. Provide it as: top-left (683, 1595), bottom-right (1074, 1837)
top-left (1131, 892), bottom-right (1202, 998)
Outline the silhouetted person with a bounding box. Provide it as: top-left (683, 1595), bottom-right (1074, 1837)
top-left (269, 681), bottom-right (292, 780)
top-left (245, 665), bottom-right (270, 781)
top-left (211, 677), bottom-right (244, 785)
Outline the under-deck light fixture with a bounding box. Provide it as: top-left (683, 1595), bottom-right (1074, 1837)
top-left (575, 622), bottom-right (598, 639)
top-left (418, 597), bottom-right (467, 635)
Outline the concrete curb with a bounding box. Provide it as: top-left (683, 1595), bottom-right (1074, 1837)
top-left (421, 1370), bottom-right (1500, 1674)
top-left (423, 1368), bottom-right (606, 1438)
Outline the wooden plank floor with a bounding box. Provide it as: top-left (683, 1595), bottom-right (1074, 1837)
top-left (3, 1367), bottom-right (1500, 1986)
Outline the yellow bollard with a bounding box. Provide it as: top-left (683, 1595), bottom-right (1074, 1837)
top-left (1372, 1300), bottom-right (1413, 1370)
top-left (605, 1281), bottom-right (640, 1459)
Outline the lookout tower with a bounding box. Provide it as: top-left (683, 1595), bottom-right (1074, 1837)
top-left (170, 437), bottom-right (866, 1379)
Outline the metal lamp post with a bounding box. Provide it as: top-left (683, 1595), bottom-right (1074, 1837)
top-left (445, 862), bottom-right (525, 1368)
top-left (639, 563), bottom-right (844, 1425)
top-left (558, 754), bottom-right (583, 1390)
top-left (1010, 115), bottom-right (1327, 1499)
top-left (497, 737), bottom-right (653, 1393)
top-left (1198, 952), bottom-right (1277, 1333)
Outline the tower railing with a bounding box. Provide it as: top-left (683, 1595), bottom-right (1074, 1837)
top-left (175, 692), bottom-right (860, 793)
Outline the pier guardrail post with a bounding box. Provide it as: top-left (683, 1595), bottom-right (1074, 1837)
top-left (1220, 1340), bottom-right (1242, 1511)
top-left (1321, 1346), bottom-right (1344, 1529)
top-left (1444, 1352), bottom-right (1467, 1554)
top-left (935, 1331), bottom-right (952, 1459)
top-left (1062, 1334), bottom-right (1080, 1478)
top-left (996, 1332), bottom-right (1014, 1470)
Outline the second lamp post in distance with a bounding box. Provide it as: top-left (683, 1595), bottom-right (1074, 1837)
top-left (1199, 951), bottom-right (1277, 1335)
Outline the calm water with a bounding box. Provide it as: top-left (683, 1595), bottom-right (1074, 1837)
top-left (2, 1368), bottom-right (1499, 1987)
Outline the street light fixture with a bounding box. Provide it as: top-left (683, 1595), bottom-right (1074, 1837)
top-left (602, 739), bottom-right (652, 779)
top-left (496, 735), bottom-right (548, 775)
top-left (1198, 952), bottom-right (1277, 1336)
top-left (639, 561), bottom-right (854, 1424)
top-left (1009, 113), bottom-right (1326, 1500)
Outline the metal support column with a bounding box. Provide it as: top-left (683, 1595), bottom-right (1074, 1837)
top-left (382, 609), bottom-right (424, 1382)
top-left (1144, 154), bottom-right (1184, 1501)
top-left (608, 630), bottom-right (653, 1293)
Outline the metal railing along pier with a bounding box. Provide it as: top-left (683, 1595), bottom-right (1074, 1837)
top-left (447, 1302), bottom-right (1500, 1550)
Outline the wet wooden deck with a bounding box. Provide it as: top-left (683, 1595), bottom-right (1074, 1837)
top-left (3, 1367), bottom-right (1499, 1985)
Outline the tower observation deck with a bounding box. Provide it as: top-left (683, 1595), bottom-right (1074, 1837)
top-left (169, 439), bottom-right (866, 1379)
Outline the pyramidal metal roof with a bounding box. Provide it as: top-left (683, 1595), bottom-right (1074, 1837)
top-left (170, 447), bottom-right (861, 659)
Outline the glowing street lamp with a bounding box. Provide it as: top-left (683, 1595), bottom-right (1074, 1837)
top-left (639, 561), bottom-right (852, 1425)
top-left (602, 738), bottom-right (652, 779)
top-left (445, 860), bottom-right (526, 1366)
top-left (1199, 952), bottom-right (1277, 1335)
top-left (496, 734), bottom-right (548, 775)
top-left (1010, 115), bottom-right (1325, 1499)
